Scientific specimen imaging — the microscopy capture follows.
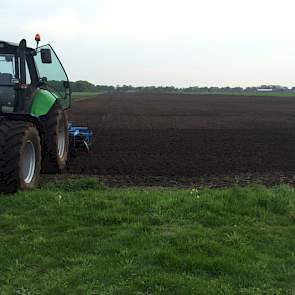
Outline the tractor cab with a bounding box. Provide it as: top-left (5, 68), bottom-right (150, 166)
top-left (0, 37), bottom-right (71, 116)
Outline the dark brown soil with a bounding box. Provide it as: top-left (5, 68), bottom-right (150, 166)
top-left (67, 93), bottom-right (295, 187)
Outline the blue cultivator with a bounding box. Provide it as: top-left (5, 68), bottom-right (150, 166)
top-left (68, 123), bottom-right (93, 156)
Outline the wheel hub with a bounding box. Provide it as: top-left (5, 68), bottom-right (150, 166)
top-left (20, 140), bottom-right (36, 184)
top-left (58, 120), bottom-right (66, 159)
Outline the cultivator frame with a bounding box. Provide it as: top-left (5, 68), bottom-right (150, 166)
top-left (68, 123), bottom-right (93, 155)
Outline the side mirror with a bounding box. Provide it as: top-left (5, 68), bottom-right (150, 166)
top-left (41, 49), bottom-right (52, 64)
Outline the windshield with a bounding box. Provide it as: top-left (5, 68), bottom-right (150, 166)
top-left (0, 54), bottom-right (16, 86)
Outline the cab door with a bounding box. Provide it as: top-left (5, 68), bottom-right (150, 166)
top-left (34, 45), bottom-right (71, 109)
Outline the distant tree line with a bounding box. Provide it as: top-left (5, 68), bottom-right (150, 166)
top-left (50, 80), bottom-right (295, 94)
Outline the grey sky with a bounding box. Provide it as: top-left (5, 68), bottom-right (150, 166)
top-left (2, 0), bottom-right (295, 87)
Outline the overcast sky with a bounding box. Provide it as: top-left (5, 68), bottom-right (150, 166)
top-left (2, 0), bottom-right (295, 87)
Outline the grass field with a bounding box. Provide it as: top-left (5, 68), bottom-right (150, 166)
top-left (0, 178), bottom-right (294, 294)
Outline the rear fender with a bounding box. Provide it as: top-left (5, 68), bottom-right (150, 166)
top-left (0, 113), bottom-right (42, 130)
top-left (30, 89), bottom-right (57, 117)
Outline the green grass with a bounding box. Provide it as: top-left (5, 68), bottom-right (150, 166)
top-left (1, 178), bottom-right (295, 294)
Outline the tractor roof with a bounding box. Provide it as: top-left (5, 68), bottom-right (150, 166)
top-left (0, 41), bottom-right (18, 47)
top-left (0, 40), bottom-right (33, 53)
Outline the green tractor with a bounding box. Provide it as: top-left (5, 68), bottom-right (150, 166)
top-left (0, 35), bottom-right (72, 193)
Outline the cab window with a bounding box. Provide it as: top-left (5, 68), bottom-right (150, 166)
top-left (0, 54), bottom-right (16, 86)
top-left (25, 61), bottom-right (31, 85)
top-left (34, 45), bottom-right (68, 98)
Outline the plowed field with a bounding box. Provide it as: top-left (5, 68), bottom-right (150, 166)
top-left (67, 93), bottom-right (295, 186)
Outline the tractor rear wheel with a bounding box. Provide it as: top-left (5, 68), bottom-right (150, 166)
top-left (41, 103), bottom-right (69, 173)
top-left (0, 120), bottom-right (41, 193)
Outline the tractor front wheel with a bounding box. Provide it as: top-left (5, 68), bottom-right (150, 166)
top-left (41, 103), bottom-right (69, 173)
top-left (0, 120), bottom-right (41, 193)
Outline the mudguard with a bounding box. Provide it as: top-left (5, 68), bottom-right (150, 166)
top-left (30, 89), bottom-right (57, 117)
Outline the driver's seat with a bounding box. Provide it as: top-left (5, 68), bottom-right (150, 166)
top-left (0, 73), bottom-right (13, 85)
